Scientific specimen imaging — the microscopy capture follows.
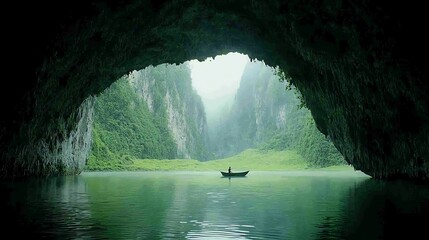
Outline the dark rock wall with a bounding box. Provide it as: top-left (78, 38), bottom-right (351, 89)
top-left (279, 1), bottom-right (429, 179)
top-left (1, 0), bottom-right (428, 179)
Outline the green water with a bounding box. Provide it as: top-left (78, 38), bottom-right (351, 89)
top-left (1, 171), bottom-right (428, 239)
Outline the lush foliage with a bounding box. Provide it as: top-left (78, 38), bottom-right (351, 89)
top-left (211, 61), bottom-right (346, 167)
top-left (88, 60), bottom-right (346, 170)
top-left (210, 61), bottom-right (306, 157)
top-left (86, 148), bottom-right (353, 171)
top-left (87, 77), bottom-right (176, 169)
top-left (87, 149), bottom-right (304, 171)
top-left (296, 117), bottom-right (345, 167)
top-left (87, 64), bottom-right (210, 169)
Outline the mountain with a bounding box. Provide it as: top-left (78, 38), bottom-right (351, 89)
top-left (210, 61), bottom-right (345, 167)
top-left (88, 60), bottom-right (345, 169)
top-left (87, 63), bottom-right (210, 169)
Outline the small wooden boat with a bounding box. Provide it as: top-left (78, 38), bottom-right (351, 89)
top-left (220, 170), bottom-right (249, 177)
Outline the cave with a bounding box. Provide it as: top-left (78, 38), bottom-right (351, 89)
top-left (1, 0), bottom-right (428, 180)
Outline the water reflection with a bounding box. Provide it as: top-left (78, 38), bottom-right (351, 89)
top-left (315, 178), bottom-right (429, 240)
top-left (1, 171), bottom-right (428, 239)
top-left (1, 175), bottom-right (93, 239)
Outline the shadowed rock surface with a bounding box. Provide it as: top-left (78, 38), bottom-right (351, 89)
top-left (1, 0), bottom-right (428, 180)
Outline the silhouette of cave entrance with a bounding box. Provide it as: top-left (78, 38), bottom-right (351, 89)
top-left (1, 1), bottom-right (428, 180)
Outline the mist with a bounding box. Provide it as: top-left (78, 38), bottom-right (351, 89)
top-left (189, 52), bottom-right (250, 127)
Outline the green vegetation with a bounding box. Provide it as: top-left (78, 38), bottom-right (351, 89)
top-left (87, 59), bottom-right (346, 172)
top-left (313, 165), bottom-right (354, 171)
top-left (296, 117), bottom-right (345, 167)
top-left (89, 76), bottom-right (176, 163)
top-left (202, 149), bottom-right (308, 171)
top-left (86, 148), bottom-right (348, 171)
top-left (88, 63), bottom-right (210, 169)
top-left (211, 61), bottom-right (346, 167)
top-left (210, 61), bottom-right (307, 157)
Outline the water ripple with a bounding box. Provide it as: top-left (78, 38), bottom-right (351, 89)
top-left (2, 171), bottom-right (428, 239)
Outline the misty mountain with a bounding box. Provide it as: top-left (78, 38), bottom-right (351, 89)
top-left (88, 60), bottom-right (345, 169)
top-left (209, 61), bottom-right (345, 166)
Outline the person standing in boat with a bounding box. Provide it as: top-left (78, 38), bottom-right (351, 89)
top-left (228, 166), bottom-right (231, 173)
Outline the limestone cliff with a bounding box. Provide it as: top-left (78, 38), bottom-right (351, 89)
top-left (129, 64), bottom-right (210, 159)
top-left (91, 63), bottom-right (210, 161)
top-left (211, 61), bottom-right (344, 168)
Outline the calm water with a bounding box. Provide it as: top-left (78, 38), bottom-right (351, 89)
top-left (1, 171), bottom-right (429, 239)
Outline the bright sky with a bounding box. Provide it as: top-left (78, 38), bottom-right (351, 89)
top-left (189, 52), bottom-right (250, 102)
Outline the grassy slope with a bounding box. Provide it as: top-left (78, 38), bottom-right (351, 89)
top-left (86, 149), bottom-right (351, 171)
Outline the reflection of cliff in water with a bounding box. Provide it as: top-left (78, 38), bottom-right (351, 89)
top-left (1, 176), bottom-right (92, 239)
top-left (316, 179), bottom-right (429, 240)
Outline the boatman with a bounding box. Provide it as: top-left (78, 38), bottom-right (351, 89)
top-left (228, 166), bottom-right (231, 173)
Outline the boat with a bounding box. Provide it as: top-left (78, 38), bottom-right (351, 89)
top-left (220, 170), bottom-right (249, 177)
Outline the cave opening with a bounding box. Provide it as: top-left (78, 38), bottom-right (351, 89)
top-left (1, 0), bottom-right (428, 180)
top-left (1, 1), bottom-right (429, 238)
top-left (86, 52), bottom-right (349, 171)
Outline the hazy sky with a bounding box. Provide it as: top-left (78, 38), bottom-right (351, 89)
top-left (189, 52), bottom-right (250, 102)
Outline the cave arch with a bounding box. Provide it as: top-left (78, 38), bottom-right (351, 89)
top-left (1, 0), bottom-right (428, 180)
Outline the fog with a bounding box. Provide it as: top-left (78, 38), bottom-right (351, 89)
top-left (189, 52), bottom-right (249, 126)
